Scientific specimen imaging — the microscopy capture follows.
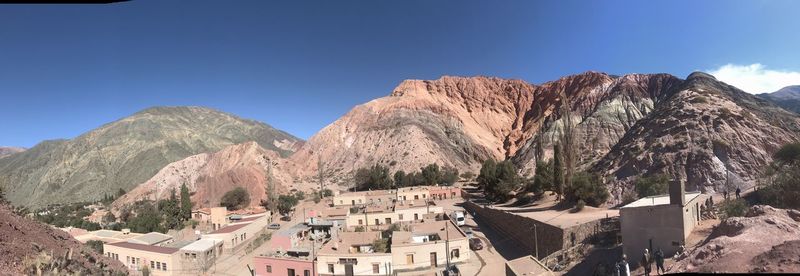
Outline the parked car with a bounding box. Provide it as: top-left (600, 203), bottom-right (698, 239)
top-left (268, 223), bottom-right (281, 229)
top-left (443, 264), bottom-right (460, 276)
top-left (451, 211), bottom-right (465, 226)
top-left (469, 237), bottom-right (483, 250)
top-left (462, 227), bottom-right (474, 238)
top-left (280, 216), bottom-right (292, 221)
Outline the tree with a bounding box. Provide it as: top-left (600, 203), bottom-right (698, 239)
top-left (530, 160), bottom-right (554, 195)
top-left (179, 183), bottom-right (192, 221)
top-left (354, 164), bottom-right (393, 191)
top-left (719, 198), bottom-right (748, 219)
top-left (220, 187), bottom-right (250, 210)
top-left (773, 142), bottom-right (800, 165)
top-left (420, 163), bottom-right (441, 185)
top-left (159, 189), bottom-right (182, 230)
top-left (321, 189), bottom-right (334, 197)
top-left (634, 174), bottom-right (669, 198)
top-left (394, 170), bottom-right (407, 188)
top-left (127, 202), bottom-right (164, 233)
top-left (440, 166), bottom-right (459, 186)
top-left (559, 93), bottom-right (577, 196)
top-left (85, 240), bottom-right (104, 254)
top-left (478, 159), bottom-right (521, 202)
top-left (553, 143), bottom-right (565, 199)
top-left (277, 194), bottom-right (299, 216)
top-left (565, 172), bottom-right (609, 207)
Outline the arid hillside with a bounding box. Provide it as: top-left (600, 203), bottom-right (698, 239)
top-left (112, 141), bottom-right (294, 212)
top-left (0, 203), bottom-right (126, 275)
top-left (0, 147), bottom-right (25, 159)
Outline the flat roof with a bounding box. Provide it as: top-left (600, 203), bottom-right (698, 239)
top-left (622, 192), bottom-right (702, 209)
top-left (107, 241), bottom-right (179, 255)
top-left (276, 223), bottom-right (310, 236)
top-left (128, 232), bottom-right (173, 245)
top-left (506, 256), bottom-right (554, 276)
top-left (181, 239), bottom-right (221, 252)
top-left (318, 231), bottom-right (382, 254)
top-left (209, 222), bottom-right (251, 234)
top-left (391, 220), bottom-right (465, 246)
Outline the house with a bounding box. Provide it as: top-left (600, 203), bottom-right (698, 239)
top-left (333, 190), bottom-right (396, 206)
top-left (620, 179), bottom-right (702, 265)
top-left (316, 231), bottom-right (392, 276)
top-left (104, 241), bottom-right (181, 275)
top-left (393, 200), bottom-right (443, 223)
top-left (255, 248), bottom-right (316, 276)
top-left (73, 228), bottom-right (142, 244)
top-left (397, 186), bottom-right (429, 202)
top-left (178, 238), bottom-right (223, 274)
top-left (128, 231), bottom-right (174, 246)
top-left (270, 223), bottom-right (311, 251)
top-left (390, 220), bottom-right (470, 272)
top-left (203, 214), bottom-right (270, 251)
top-left (428, 186), bottom-right (461, 201)
top-left (192, 208), bottom-right (212, 223)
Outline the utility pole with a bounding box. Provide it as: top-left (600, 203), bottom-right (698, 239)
top-left (445, 221), bottom-right (451, 271)
top-left (533, 224), bottom-right (539, 260)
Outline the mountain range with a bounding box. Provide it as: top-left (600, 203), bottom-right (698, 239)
top-left (758, 85), bottom-right (800, 114)
top-left (0, 106), bottom-right (302, 209)
top-left (1, 72), bottom-right (798, 208)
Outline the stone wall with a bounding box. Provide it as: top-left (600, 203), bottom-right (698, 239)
top-left (463, 201), bottom-right (614, 260)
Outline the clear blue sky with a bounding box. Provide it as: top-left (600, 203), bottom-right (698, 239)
top-left (1, 0), bottom-right (798, 147)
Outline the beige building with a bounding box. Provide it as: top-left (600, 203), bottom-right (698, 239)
top-left (178, 238), bottom-right (223, 274)
top-left (203, 214), bottom-right (270, 251)
top-left (316, 231), bottom-right (393, 276)
top-left (620, 180), bottom-right (702, 264)
top-left (104, 241), bottom-right (181, 276)
top-left (73, 229), bottom-right (142, 244)
top-left (390, 220), bottom-right (470, 272)
top-left (344, 201), bottom-right (444, 230)
top-left (333, 190), bottom-right (396, 206)
top-left (397, 186), bottom-right (430, 202)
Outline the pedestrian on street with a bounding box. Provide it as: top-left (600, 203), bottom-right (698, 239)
top-left (618, 254), bottom-right (630, 276)
top-left (642, 249), bottom-right (652, 276)
top-left (654, 248), bottom-right (665, 275)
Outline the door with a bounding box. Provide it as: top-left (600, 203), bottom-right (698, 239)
top-left (345, 264), bottom-right (354, 276)
top-left (430, 252), bottom-right (438, 267)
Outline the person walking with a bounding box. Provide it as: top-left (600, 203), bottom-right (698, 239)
top-left (735, 187), bottom-right (741, 199)
top-left (618, 254), bottom-right (630, 276)
top-left (654, 248), bottom-right (665, 275)
top-left (642, 249), bottom-right (652, 276)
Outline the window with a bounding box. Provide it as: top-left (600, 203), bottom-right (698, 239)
top-left (414, 195), bottom-right (419, 200)
top-left (287, 268), bottom-right (296, 276)
top-left (422, 194), bottom-right (426, 198)
top-left (358, 219), bottom-right (363, 225)
top-left (399, 214), bottom-right (404, 220)
top-left (375, 218), bottom-right (379, 225)
top-left (156, 262), bottom-right (161, 270)
top-left (266, 265), bottom-right (272, 273)
top-left (304, 269), bottom-right (311, 276)
top-left (328, 264), bottom-right (334, 273)
top-left (162, 263), bottom-right (167, 271)
top-left (414, 213), bottom-right (419, 220)
top-left (340, 200), bottom-right (343, 204)
top-left (385, 218), bottom-right (392, 224)
top-left (372, 263), bottom-right (380, 273)
top-left (358, 199), bottom-right (362, 203)
top-left (151, 261), bottom-right (155, 269)
top-left (452, 249), bottom-right (460, 258)
top-left (136, 258), bottom-right (140, 265)
top-left (406, 254), bottom-right (414, 264)
top-left (127, 256), bottom-right (130, 264)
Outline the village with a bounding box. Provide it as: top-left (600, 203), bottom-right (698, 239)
top-left (54, 175), bottom-right (733, 276)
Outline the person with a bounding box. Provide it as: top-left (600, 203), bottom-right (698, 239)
top-left (618, 254), bottom-right (630, 276)
top-left (723, 190), bottom-right (728, 200)
top-left (736, 187), bottom-right (741, 199)
top-left (642, 249), bottom-right (652, 276)
top-left (654, 248), bottom-right (665, 275)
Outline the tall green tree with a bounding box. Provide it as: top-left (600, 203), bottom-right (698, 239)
top-left (530, 160), bottom-right (554, 195)
top-left (553, 143), bottom-right (565, 200)
top-left (394, 170), bottom-right (406, 188)
top-left (440, 166), bottom-right (459, 186)
top-left (354, 164), bottom-right (393, 190)
top-left (478, 159), bottom-right (520, 202)
top-left (179, 183), bottom-right (192, 220)
top-left (634, 174), bottom-right (669, 198)
top-left (220, 187), bottom-right (250, 210)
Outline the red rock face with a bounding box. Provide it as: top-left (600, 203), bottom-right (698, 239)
top-left (113, 141), bottom-right (292, 211)
top-left (291, 72), bottom-right (685, 185)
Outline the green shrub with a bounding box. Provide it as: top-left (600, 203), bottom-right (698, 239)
top-left (85, 240), bottom-right (104, 254)
top-left (634, 174), bottom-right (669, 198)
top-left (565, 172), bottom-right (609, 207)
top-left (220, 187), bottom-right (250, 210)
top-left (719, 198), bottom-right (748, 219)
top-left (574, 199), bottom-right (586, 212)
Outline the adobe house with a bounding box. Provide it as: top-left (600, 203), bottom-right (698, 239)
top-left (620, 179), bottom-right (702, 265)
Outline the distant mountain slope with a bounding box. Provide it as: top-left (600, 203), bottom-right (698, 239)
top-left (0, 202), bottom-right (126, 274)
top-left (0, 106), bottom-right (302, 209)
top-left (593, 73), bottom-right (800, 200)
top-left (0, 146), bottom-right (25, 158)
top-left (111, 141), bottom-right (293, 211)
top-left (758, 85), bottom-right (800, 113)
top-left (291, 73), bottom-right (682, 183)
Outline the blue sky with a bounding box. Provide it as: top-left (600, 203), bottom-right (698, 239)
top-left (1, 0), bottom-right (799, 147)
